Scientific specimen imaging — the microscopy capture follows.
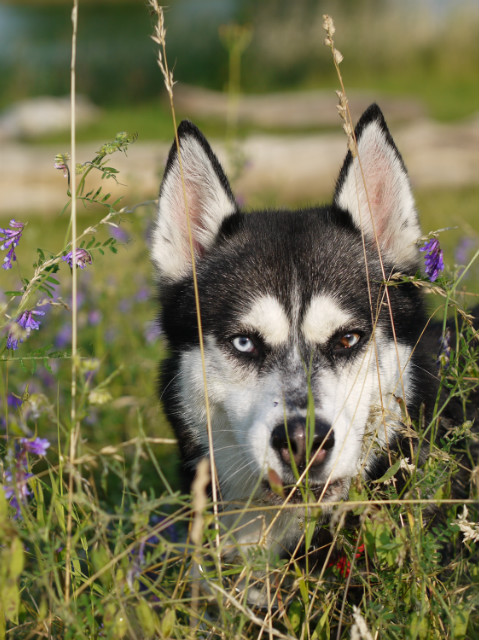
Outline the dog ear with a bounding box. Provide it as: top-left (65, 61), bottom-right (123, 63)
top-left (152, 121), bottom-right (237, 282)
top-left (333, 104), bottom-right (421, 269)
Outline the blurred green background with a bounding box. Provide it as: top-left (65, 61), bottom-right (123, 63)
top-left (1, 0), bottom-right (478, 485)
top-left (1, 0), bottom-right (478, 118)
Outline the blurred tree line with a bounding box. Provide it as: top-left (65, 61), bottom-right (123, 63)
top-left (0, 0), bottom-right (477, 119)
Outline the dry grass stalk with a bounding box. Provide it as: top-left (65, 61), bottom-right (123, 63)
top-left (323, 14), bottom-right (413, 455)
top-left (148, 0), bottom-right (222, 550)
top-left (65, 0), bottom-right (80, 608)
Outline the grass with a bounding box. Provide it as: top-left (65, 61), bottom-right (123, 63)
top-left (1, 4), bottom-right (478, 640)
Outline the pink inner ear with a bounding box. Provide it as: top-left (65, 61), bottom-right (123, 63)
top-left (179, 179), bottom-right (208, 259)
top-left (361, 145), bottom-right (397, 250)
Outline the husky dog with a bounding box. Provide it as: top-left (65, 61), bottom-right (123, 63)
top-left (152, 105), bottom-right (469, 559)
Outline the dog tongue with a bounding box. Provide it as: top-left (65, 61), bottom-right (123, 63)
top-left (267, 468), bottom-right (284, 498)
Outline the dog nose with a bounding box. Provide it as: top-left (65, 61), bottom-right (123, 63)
top-left (271, 418), bottom-right (334, 469)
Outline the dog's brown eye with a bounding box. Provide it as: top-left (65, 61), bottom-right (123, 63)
top-left (337, 332), bottom-right (361, 349)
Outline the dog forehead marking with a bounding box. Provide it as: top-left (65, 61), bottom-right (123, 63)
top-left (302, 294), bottom-right (352, 344)
top-left (241, 295), bottom-right (290, 346)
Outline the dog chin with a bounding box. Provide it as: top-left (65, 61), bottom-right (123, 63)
top-left (259, 476), bottom-right (350, 506)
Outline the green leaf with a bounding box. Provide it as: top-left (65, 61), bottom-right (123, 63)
top-left (452, 606), bottom-right (470, 638)
top-left (312, 598), bottom-right (333, 639)
top-left (305, 516), bottom-right (317, 551)
top-left (38, 284), bottom-right (56, 298)
top-left (372, 458), bottom-right (402, 484)
top-left (1, 581), bottom-right (20, 624)
top-left (160, 608), bottom-right (176, 638)
top-left (0, 605), bottom-right (6, 640)
top-left (287, 600), bottom-right (303, 634)
top-left (136, 599), bottom-right (159, 638)
top-left (9, 538), bottom-right (24, 580)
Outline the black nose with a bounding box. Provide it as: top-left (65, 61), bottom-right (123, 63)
top-left (271, 418), bottom-right (334, 470)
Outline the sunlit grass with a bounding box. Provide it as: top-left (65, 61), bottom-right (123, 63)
top-left (1, 3), bottom-right (478, 639)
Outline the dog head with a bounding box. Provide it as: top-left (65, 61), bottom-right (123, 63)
top-left (153, 105), bottom-right (425, 507)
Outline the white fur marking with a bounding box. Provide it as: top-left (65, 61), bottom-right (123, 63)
top-left (241, 295), bottom-right (290, 346)
top-left (302, 295), bottom-right (352, 344)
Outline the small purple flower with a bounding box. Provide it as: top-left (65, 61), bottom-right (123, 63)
top-left (126, 515), bottom-right (179, 589)
top-left (136, 288), bottom-right (149, 303)
top-left (455, 237), bottom-right (475, 266)
top-left (55, 323), bottom-right (72, 348)
top-left (62, 248), bottom-right (92, 269)
top-left (3, 469), bottom-right (33, 519)
top-left (20, 437), bottom-right (51, 456)
top-left (19, 309), bottom-right (45, 332)
top-left (54, 153), bottom-right (70, 179)
top-left (7, 393), bottom-right (23, 409)
top-left (88, 309), bottom-right (102, 326)
top-left (144, 320), bottom-right (162, 344)
top-left (6, 333), bottom-right (19, 350)
top-left (0, 219), bottom-right (25, 270)
top-left (150, 514), bottom-right (179, 544)
top-left (420, 238), bottom-right (444, 282)
top-left (109, 225), bottom-right (130, 243)
top-left (3, 436), bottom-right (51, 518)
top-left (437, 327), bottom-right (451, 370)
top-left (4, 470), bottom-right (33, 500)
top-left (6, 309), bottom-right (45, 350)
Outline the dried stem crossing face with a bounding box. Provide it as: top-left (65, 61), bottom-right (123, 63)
top-left (154, 105), bottom-right (428, 553)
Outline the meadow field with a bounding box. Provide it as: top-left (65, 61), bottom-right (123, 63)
top-left (1, 1), bottom-right (478, 638)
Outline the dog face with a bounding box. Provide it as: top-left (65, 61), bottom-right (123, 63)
top-left (153, 105), bottom-right (425, 519)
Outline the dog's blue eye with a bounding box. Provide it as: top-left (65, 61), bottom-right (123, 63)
top-left (232, 336), bottom-right (256, 354)
top-left (338, 332), bottom-right (361, 349)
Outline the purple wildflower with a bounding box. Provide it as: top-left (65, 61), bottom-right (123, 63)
top-left (109, 225), bottom-right (130, 243)
top-left (136, 288), bottom-right (149, 302)
top-left (455, 237), bottom-right (475, 265)
top-left (54, 153), bottom-right (70, 179)
top-left (3, 436), bottom-right (51, 518)
top-left (62, 248), bottom-right (92, 269)
top-left (20, 309), bottom-right (45, 331)
top-left (126, 515), bottom-right (179, 590)
top-left (88, 309), bottom-right (102, 326)
top-left (20, 437), bottom-right (51, 456)
top-left (144, 320), bottom-right (162, 344)
top-left (0, 219), bottom-right (25, 270)
top-left (6, 309), bottom-right (45, 350)
top-left (150, 513), bottom-right (179, 544)
top-left (420, 238), bottom-right (444, 282)
top-left (6, 333), bottom-right (19, 350)
top-left (8, 393), bottom-right (23, 410)
top-left (4, 470), bottom-right (32, 500)
top-left (437, 327), bottom-right (451, 370)
top-left (3, 469), bottom-right (33, 519)
top-left (55, 323), bottom-right (72, 348)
